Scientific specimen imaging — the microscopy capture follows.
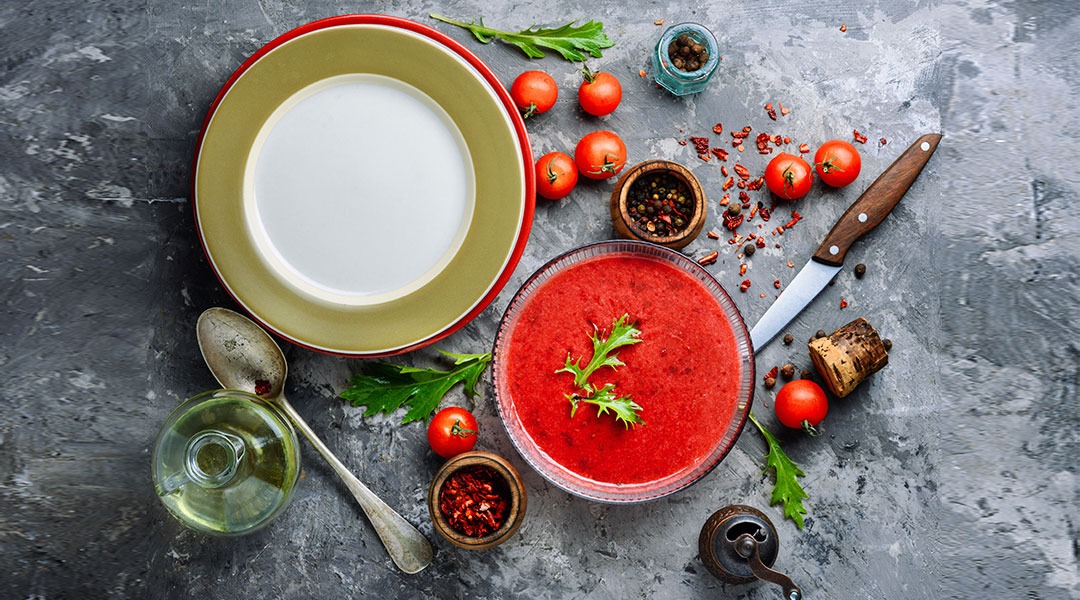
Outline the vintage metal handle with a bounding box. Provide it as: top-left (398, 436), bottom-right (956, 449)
top-left (735, 534), bottom-right (803, 600)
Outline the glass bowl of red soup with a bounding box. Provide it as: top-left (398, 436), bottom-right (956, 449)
top-left (493, 240), bottom-right (754, 503)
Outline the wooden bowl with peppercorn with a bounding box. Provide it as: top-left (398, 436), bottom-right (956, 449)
top-left (609, 160), bottom-right (706, 250)
top-left (427, 451), bottom-right (527, 550)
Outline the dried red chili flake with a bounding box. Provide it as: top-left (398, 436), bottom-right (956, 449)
top-left (787, 260), bottom-right (795, 268)
top-left (853, 129), bottom-right (868, 144)
top-left (722, 176), bottom-right (735, 191)
top-left (698, 153), bottom-right (711, 162)
top-left (747, 177), bottom-right (765, 191)
top-left (721, 165), bottom-right (729, 177)
top-left (254, 379), bottom-right (272, 396)
top-left (783, 136), bottom-right (792, 144)
top-left (784, 211), bottom-right (803, 229)
top-left (737, 180), bottom-right (746, 189)
top-left (439, 465), bottom-right (509, 538)
top-left (780, 104), bottom-right (790, 117)
top-left (738, 191), bottom-right (751, 207)
top-left (698, 251), bottom-right (719, 266)
top-left (719, 193), bottom-right (730, 206)
top-left (654, 19), bottom-right (665, 25)
top-left (707, 230), bottom-right (720, 239)
top-left (840, 297), bottom-right (848, 309)
top-left (733, 164), bottom-right (751, 180)
top-left (739, 279), bottom-right (752, 292)
top-left (639, 69), bottom-right (647, 77)
top-left (879, 137), bottom-right (888, 146)
top-left (731, 129), bottom-right (751, 140)
top-left (798, 143), bottom-right (811, 154)
top-left (737, 144), bottom-right (745, 152)
top-left (840, 23), bottom-right (847, 32)
top-left (772, 134), bottom-right (784, 146)
top-left (755, 133), bottom-right (772, 154)
top-left (764, 102), bottom-right (773, 111)
top-left (765, 104), bottom-right (778, 121)
top-left (756, 236), bottom-right (767, 248)
top-left (711, 147), bottom-right (729, 161)
top-left (758, 206), bottom-right (771, 221)
top-left (739, 263), bottom-right (747, 275)
top-left (723, 212), bottom-right (744, 231)
top-left (677, 139), bottom-right (688, 146)
top-left (689, 136), bottom-right (711, 154)
top-left (774, 279), bottom-right (781, 289)
top-left (712, 123), bottom-right (723, 135)
top-left (765, 365), bottom-right (779, 380)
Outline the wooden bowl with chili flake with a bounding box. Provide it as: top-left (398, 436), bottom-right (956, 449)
top-left (610, 159), bottom-right (706, 250)
top-left (427, 451), bottom-right (527, 550)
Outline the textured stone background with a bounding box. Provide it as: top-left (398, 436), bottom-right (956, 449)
top-left (1, 1), bottom-right (1077, 598)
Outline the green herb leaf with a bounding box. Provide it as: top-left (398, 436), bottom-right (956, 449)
top-left (556, 314), bottom-right (642, 388)
top-left (748, 412), bottom-right (809, 528)
top-left (430, 14), bottom-right (615, 62)
top-left (569, 383), bottom-right (644, 428)
top-left (340, 351), bottom-right (492, 425)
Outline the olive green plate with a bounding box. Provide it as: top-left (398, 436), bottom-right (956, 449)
top-left (194, 18), bottom-right (531, 356)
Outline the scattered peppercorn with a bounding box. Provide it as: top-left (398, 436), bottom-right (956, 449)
top-left (743, 243), bottom-right (756, 256)
top-left (780, 363), bottom-right (795, 379)
top-left (764, 377), bottom-right (776, 389)
top-left (882, 338), bottom-right (893, 351)
top-left (815, 329), bottom-right (827, 339)
top-left (854, 263), bottom-right (867, 278)
top-left (668, 33), bottom-right (710, 72)
top-left (782, 333), bottom-right (794, 345)
top-left (800, 369), bottom-right (813, 380)
top-left (726, 202), bottom-right (741, 217)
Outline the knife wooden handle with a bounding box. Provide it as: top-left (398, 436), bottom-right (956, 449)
top-left (812, 133), bottom-right (942, 267)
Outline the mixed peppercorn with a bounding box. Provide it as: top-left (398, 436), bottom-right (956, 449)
top-left (626, 171), bottom-right (695, 238)
top-left (668, 33), bottom-right (709, 72)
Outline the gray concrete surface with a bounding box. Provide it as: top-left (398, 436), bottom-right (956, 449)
top-left (2, 1), bottom-right (1077, 598)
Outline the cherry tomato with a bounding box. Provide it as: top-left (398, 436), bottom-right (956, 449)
top-left (578, 68), bottom-right (622, 117)
top-left (535, 151), bottom-right (579, 200)
top-left (574, 130), bottom-right (627, 180)
top-left (764, 152), bottom-right (813, 200)
top-left (774, 380), bottom-right (828, 434)
top-left (510, 70), bottom-right (558, 118)
top-left (427, 407), bottom-right (478, 459)
top-left (814, 140), bottom-right (862, 188)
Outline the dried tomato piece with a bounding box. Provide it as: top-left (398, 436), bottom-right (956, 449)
top-left (853, 129), bottom-right (868, 144)
top-left (712, 123), bottom-right (723, 135)
top-left (689, 136), bottom-right (711, 154)
top-left (698, 251), bottom-right (719, 266)
top-left (711, 147), bottom-right (729, 161)
top-left (739, 279), bottom-right (752, 292)
top-left (722, 176), bottom-right (735, 191)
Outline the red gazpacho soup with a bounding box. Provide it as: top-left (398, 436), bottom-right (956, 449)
top-left (498, 250), bottom-right (747, 491)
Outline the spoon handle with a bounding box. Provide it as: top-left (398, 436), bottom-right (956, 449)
top-left (275, 394), bottom-right (434, 574)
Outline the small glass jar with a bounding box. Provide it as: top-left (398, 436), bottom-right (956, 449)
top-left (653, 23), bottom-right (720, 96)
top-left (151, 390), bottom-right (301, 536)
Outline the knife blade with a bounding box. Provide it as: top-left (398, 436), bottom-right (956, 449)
top-left (749, 133), bottom-right (942, 352)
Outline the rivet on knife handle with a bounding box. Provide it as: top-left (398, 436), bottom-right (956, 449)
top-left (812, 133), bottom-right (942, 267)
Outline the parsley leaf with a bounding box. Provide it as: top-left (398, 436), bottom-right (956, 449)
top-left (430, 14), bottom-right (615, 62)
top-left (340, 350), bottom-right (491, 425)
top-left (748, 412), bottom-right (809, 528)
top-left (568, 383), bottom-right (644, 429)
top-left (556, 314), bottom-right (642, 388)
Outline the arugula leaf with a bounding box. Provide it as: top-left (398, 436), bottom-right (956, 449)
top-left (430, 14), bottom-right (615, 62)
top-left (568, 383), bottom-right (644, 429)
top-left (340, 350), bottom-right (491, 425)
top-left (556, 314), bottom-right (642, 388)
top-left (748, 412), bottom-right (809, 528)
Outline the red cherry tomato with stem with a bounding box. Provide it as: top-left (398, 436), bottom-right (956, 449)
top-left (774, 380), bottom-right (828, 435)
top-left (814, 140), bottom-right (862, 188)
top-left (510, 70), bottom-right (558, 118)
top-left (574, 130), bottom-right (627, 180)
top-left (535, 151), bottom-right (579, 200)
top-left (427, 406), bottom-right (479, 458)
top-left (578, 66), bottom-right (622, 117)
top-left (764, 152), bottom-right (813, 200)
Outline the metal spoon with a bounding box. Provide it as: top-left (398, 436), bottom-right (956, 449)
top-left (196, 307), bottom-right (434, 574)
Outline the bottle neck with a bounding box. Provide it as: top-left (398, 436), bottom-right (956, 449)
top-left (184, 430), bottom-right (246, 488)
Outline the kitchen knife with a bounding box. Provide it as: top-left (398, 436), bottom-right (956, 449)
top-left (749, 133), bottom-right (942, 352)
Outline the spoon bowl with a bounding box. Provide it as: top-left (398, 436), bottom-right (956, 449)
top-left (196, 307), bottom-right (434, 573)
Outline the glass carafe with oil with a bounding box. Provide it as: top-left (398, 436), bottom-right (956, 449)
top-left (151, 389), bottom-right (301, 536)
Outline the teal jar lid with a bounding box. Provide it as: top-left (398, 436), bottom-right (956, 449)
top-left (653, 23), bottom-right (720, 96)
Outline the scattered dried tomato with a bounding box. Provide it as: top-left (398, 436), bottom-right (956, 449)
top-left (765, 103), bottom-right (778, 121)
top-left (712, 123), bottom-right (723, 135)
top-left (719, 193), bottom-right (730, 206)
top-left (784, 211), bottom-right (803, 229)
top-left (698, 251), bottom-right (719, 266)
top-left (739, 263), bottom-right (747, 275)
top-left (722, 176), bottom-right (735, 191)
top-left (780, 104), bottom-right (790, 117)
top-left (840, 23), bottom-right (847, 32)
top-left (707, 230), bottom-right (720, 239)
top-left (756, 236), bottom-right (767, 248)
top-left (853, 129), bottom-right (868, 144)
top-left (734, 164), bottom-right (751, 180)
top-left (840, 298), bottom-right (848, 309)
top-left (439, 465), bottom-right (509, 538)
top-left (879, 137), bottom-right (888, 146)
top-left (721, 165), bottom-right (729, 177)
top-left (677, 139), bottom-right (688, 146)
top-left (774, 279), bottom-right (781, 289)
top-left (698, 153), bottom-right (711, 162)
top-left (739, 191), bottom-right (751, 205)
top-left (798, 143), bottom-right (810, 154)
top-left (739, 279), bottom-right (751, 292)
top-left (711, 147), bottom-right (729, 161)
top-left (723, 212), bottom-right (744, 232)
top-left (747, 177), bottom-right (765, 191)
top-left (689, 136), bottom-right (710, 154)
